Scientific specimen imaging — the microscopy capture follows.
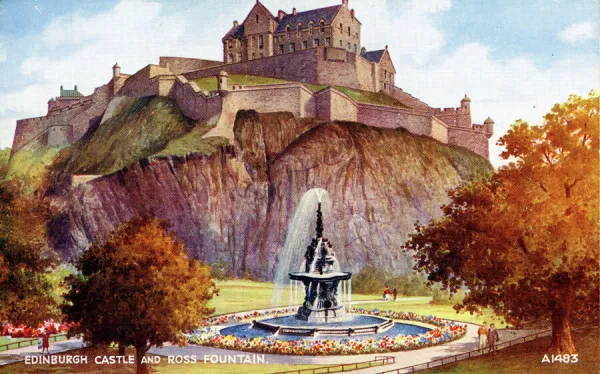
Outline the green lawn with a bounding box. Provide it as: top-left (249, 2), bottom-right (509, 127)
top-left (193, 74), bottom-right (289, 92)
top-left (210, 280), bottom-right (496, 325)
top-left (355, 300), bottom-right (503, 326)
top-left (211, 279), bottom-right (385, 316)
top-left (421, 326), bottom-right (599, 374)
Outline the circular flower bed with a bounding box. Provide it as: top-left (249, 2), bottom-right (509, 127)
top-left (187, 307), bottom-right (467, 355)
top-left (1, 319), bottom-right (71, 338)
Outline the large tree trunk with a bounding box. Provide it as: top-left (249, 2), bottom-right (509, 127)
top-left (547, 273), bottom-right (576, 354)
top-left (135, 345), bottom-right (149, 374)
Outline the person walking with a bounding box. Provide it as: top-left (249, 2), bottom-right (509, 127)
top-left (41, 331), bottom-right (50, 354)
top-left (392, 288), bottom-right (398, 301)
top-left (384, 285), bottom-right (390, 301)
top-left (477, 322), bottom-right (488, 352)
top-left (488, 323), bottom-right (500, 354)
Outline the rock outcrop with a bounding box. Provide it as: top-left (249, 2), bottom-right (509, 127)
top-left (55, 110), bottom-right (492, 278)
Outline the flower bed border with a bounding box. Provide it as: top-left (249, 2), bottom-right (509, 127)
top-left (187, 307), bottom-right (467, 356)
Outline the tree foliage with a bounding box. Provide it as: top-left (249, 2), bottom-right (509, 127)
top-left (0, 178), bottom-right (59, 326)
top-left (63, 218), bottom-right (217, 374)
top-left (404, 92), bottom-right (599, 354)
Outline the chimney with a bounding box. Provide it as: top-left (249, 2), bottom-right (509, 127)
top-left (233, 20), bottom-right (239, 27)
top-left (350, 9), bottom-right (355, 18)
top-left (342, 0), bottom-right (348, 6)
top-left (60, 85), bottom-right (63, 96)
top-left (292, 7), bottom-right (297, 16)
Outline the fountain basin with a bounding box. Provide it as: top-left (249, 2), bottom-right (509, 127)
top-left (252, 314), bottom-right (394, 336)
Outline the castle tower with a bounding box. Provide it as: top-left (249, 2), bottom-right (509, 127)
top-left (460, 94), bottom-right (471, 111)
top-left (113, 63), bottom-right (121, 77)
top-left (217, 70), bottom-right (229, 91)
top-left (483, 117), bottom-right (495, 138)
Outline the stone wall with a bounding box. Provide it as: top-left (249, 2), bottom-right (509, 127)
top-left (158, 57), bottom-right (222, 74)
top-left (47, 125), bottom-right (72, 147)
top-left (447, 127), bottom-right (490, 158)
top-left (356, 104), bottom-right (433, 136)
top-left (184, 48), bottom-right (320, 85)
top-left (183, 47), bottom-right (380, 92)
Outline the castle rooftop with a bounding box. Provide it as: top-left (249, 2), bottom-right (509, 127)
top-left (362, 49), bottom-right (385, 63)
top-left (60, 85), bottom-right (83, 98)
top-left (275, 5), bottom-right (347, 33)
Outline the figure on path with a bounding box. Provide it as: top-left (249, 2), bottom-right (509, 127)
top-left (477, 322), bottom-right (488, 352)
top-left (41, 331), bottom-right (50, 354)
top-left (392, 288), bottom-right (398, 301)
top-left (488, 323), bottom-right (500, 354)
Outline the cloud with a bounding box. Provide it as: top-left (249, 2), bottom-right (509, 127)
top-left (559, 21), bottom-right (597, 43)
top-left (0, 42), bottom-right (6, 63)
top-left (410, 0), bottom-right (452, 14)
top-left (395, 42), bottom-right (597, 166)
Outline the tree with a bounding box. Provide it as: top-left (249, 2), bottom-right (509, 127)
top-left (404, 92), bottom-right (599, 354)
top-left (63, 218), bottom-right (217, 374)
top-left (0, 178), bottom-right (59, 326)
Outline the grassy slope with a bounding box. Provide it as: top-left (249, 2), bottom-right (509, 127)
top-left (51, 97), bottom-right (195, 177)
top-left (50, 96), bottom-right (228, 180)
top-left (193, 74), bottom-right (289, 92)
top-left (0, 148), bottom-right (11, 178)
top-left (422, 326), bottom-right (599, 374)
top-left (153, 125), bottom-right (229, 158)
top-left (6, 146), bottom-right (60, 181)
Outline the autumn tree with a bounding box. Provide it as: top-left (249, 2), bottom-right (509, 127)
top-left (404, 92), bottom-right (599, 354)
top-left (63, 218), bottom-right (217, 374)
top-left (0, 178), bottom-right (59, 326)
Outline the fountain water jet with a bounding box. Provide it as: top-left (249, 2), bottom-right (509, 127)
top-left (271, 188), bottom-right (331, 307)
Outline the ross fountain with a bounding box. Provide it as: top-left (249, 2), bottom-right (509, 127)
top-left (289, 202), bottom-right (351, 323)
top-left (252, 202), bottom-right (393, 336)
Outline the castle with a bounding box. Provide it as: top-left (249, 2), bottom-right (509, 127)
top-left (11, 0), bottom-right (493, 160)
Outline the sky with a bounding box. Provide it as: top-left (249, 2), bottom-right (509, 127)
top-left (0, 0), bottom-right (597, 167)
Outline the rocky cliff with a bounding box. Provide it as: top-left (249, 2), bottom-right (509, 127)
top-left (55, 110), bottom-right (492, 278)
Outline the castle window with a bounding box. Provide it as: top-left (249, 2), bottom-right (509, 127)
top-left (348, 26), bottom-right (351, 36)
top-left (286, 25), bottom-right (291, 38)
top-left (289, 42), bottom-right (296, 52)
top-left (228, 40), bottom-right (233, 49)
top-left (302, 40), bottom-right (308, 50)
top-left (256, 14), bottom-right (259, 23)
top-left (297, 22), bottom-right (302, 36)
top-left (309, 21), bottom-right (314, 34)
top-left (347, 42), bottom-right (351, 50)
top-left (320, 20), bottom-right (325, 32)
top-left (237, 52), bottom-right (242, 62)
top-left (339, 40), bottom-right (342, 47)
top-left (252, 36), bottom-right (256, 47)
top-left (227, 53), bottom-right (233, 63)
top-left (353, 44), bottom-right (357, 52)
top-left (251, 53), bottom-right (256, 60)
top-left (279, 44), bottom-right (284, 54)
top-left (325, 37), bottom-right (331, 46)
top-left (340, 23), bottom-right (343, 34)
top-left (313, 38), bottom-right (320, 47)
top-left (259, 35), bottom-right (264, 49)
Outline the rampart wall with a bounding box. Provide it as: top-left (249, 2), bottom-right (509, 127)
top-left (447, 126), bottom-right (490, 158)
top-left (159, 57), bottom-right (223, 75)
top-left (182, 47), bottom-right (379, 92)
top-left (433, 107), bottom-right (471, 128)
top-left (12, 84), bottom-right (113, 154)
top-left (357, 104), bottom-right (433, 138)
